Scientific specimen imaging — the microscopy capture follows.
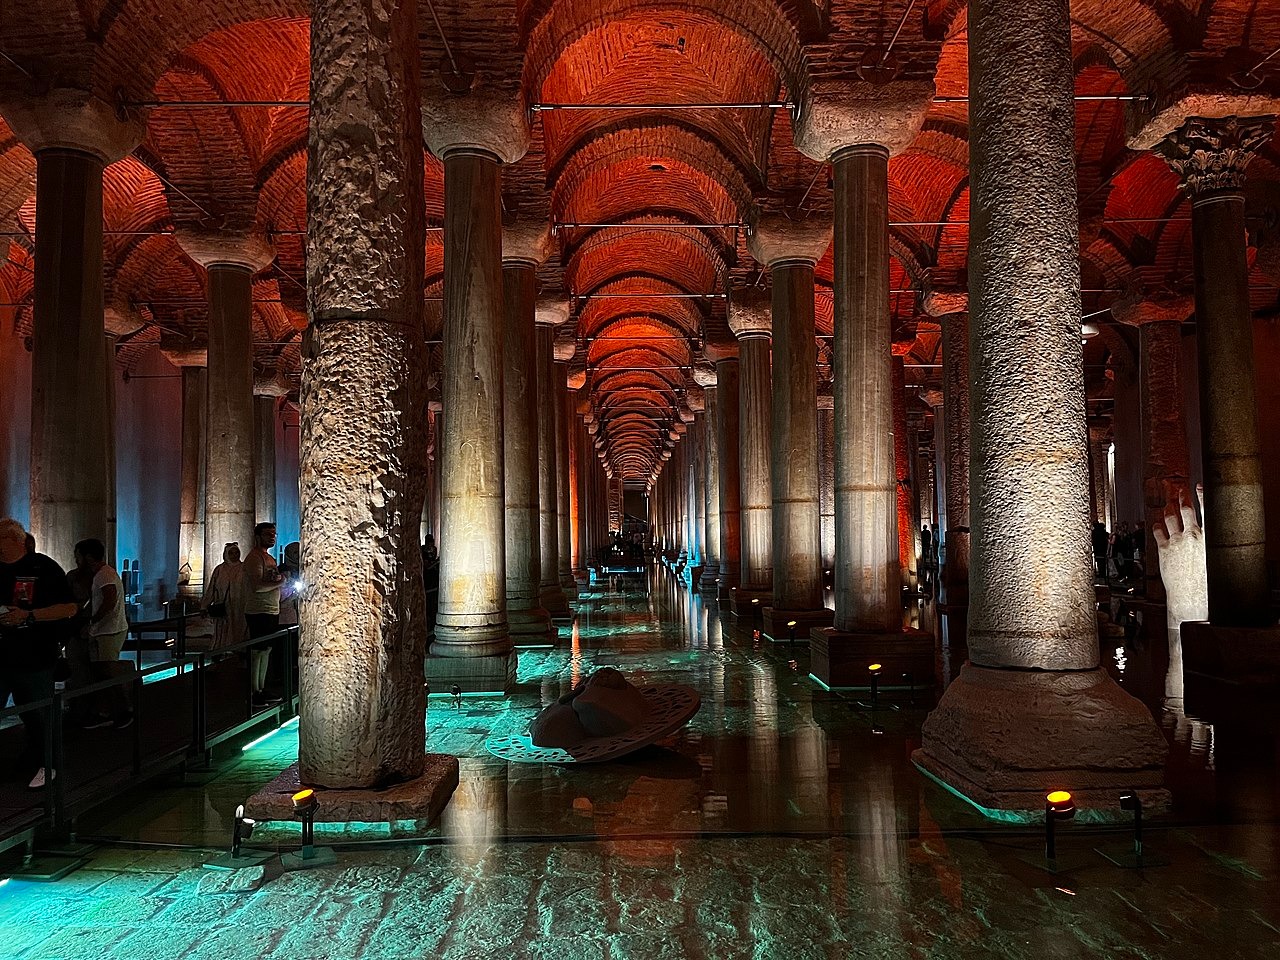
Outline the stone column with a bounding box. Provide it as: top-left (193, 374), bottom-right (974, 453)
top-left (297, 0), bottom-right (431, 788)
top-left (178, 363), bottom-right (207, 596)
top-left (103, 334), bottom-right (118, 563)
top-left (892, 355), bottom-right (915, 590)
top-left (501, 224), bottom-right (554, 644)
top-left (728, 291), bottom-right (773, 613)
top-left (0, 94), bottom-right (140, 570)
top-left (748, 217), bottom-right (832, 635)
top-left (1155, 116), bottom-right (1274, 626)
top-left (568, 372), bottom-right (588, 582)
top-left (422, 91), bottom-right (530, 689)
top-left (693, 364), bottom-right (721, 589)
top-left (535, 299), bottom-right (571, 620)
top-left (818, 392), bottom-right (835, 578)
top-left (925, 295), bottom-right (972, 608)
top-left (1113, 291), bottom-right (1194, 605)
top-left (1088, 424), bottom-right (1111, 529)
top-left (689, 400), bottom-right (707, 581)
top-left (177, 233), bottom-right (273, 584)
top-left (253, 393), bottom-right (278, 525)
top-left (555, 342), bottom-right (577, 598)
top-left (712, 351), bottom-right (742, 597)
top-left (915, 0), bottom-right (1167, 811)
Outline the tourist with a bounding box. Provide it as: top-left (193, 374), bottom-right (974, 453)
top-left (278, 541), bottom-right (301, 628)
top-left (1092, 522), bottom-right (1110, 579)
top-left (243, 522), bottom-right (283, 705)
top-left (423, 537), bottom-right (440, 634)
top-left (74, 539), bottom-right (134, 730)
top-left (0, 518), bottom-right (78, 789)
top-left (203, 542), bottom-right (247, 651)
top-left (921, 525), bottom-right (933, 568)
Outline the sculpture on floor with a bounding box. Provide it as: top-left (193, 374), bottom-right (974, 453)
top-left (486, 667), bottom-right (700, 763)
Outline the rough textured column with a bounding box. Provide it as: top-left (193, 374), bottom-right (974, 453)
top-left (253, 393), bottom-right (278, 524)
top-left (535, 299), bottom-right (571, 619)
top-left (1088, 424), bottom-right (1111, 529)
top-left (178, 364), bottom-right (207, 596)
top-left (555, 344), bottom-right (577, 597)
top-left (728, 291), bottom-right (773, 609)
top-left (818, 393), bottom-right (835, 577)
top-left (1114, 291), bottom-right (1194, 605)
top-left (748, 217), bottom-right (832, 635)
top-left (501, 224), bottom-right (553, 643)
top-left (712, 353), bottom-right (742, 596)
top-left (298, 0), bottom-right (430, 787)
top-left (1155, 116), bottom-right (1274, 626)
top-left (693, 364), bottom-right (721, 589)
top-left (915, 0), bottom-right (1167, 811)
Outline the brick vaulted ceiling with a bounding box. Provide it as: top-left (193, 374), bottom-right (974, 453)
top-left (2, 2), bottom-right (1280, 481)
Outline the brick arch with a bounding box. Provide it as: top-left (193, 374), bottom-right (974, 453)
top-left (567, 229), bottom-right (725, 293)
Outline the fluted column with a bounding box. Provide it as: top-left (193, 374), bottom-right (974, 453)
top-left (535, 299), bottom-right (571, 619)
top-left (501, 224), bottom-right (554, 643)
top-left (916, 0), bottom-right (1166, 811)
top-left (1155, 116), bottom-right (1274, 626)
top-left (728, 291), bottom-right (773, 609)
top-left (748, 216), bottom-right (832, 634)
top-left (298, 0), bottom-right (430, 786)
top-left (554, 342), bottom-right (577, 597)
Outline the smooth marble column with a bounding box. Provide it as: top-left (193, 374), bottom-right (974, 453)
top-left (178, 365), bottom-right (207, 596)
top-left (694, 367), bottom-right (721, 589)
top-left (535, 320), bottom-right (570, 619)
top-left (254, 394), bottom-right (277, 524)
top-left (916, 0), bottom-right (1167, 811)
top-left (714, 356), bottom-right (742, 596)
top-left (729, 295), bottom-right (773, 605)
top-left (555, 355), bottom-right (576, 596)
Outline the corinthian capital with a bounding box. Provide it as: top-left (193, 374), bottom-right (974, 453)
top-left (1155, 115), bottom-right (1275, 196)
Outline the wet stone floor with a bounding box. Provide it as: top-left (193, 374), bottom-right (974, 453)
top-left (1, 570), bottom-right (1278, 959)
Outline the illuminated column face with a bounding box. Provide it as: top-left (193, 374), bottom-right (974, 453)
top-left (299, 0), bottom-right (428, 787)
top-left (533, 307), bottom-right (570, 618)
top-left (699, 377), bottom-right (722, 589)
top-left (554, 352), bottom-right (576, 592)
top-left (178, 364), bottom-right (207, 596)
top-left (714, 355), bottom-right (742, 589)
top-left (915, 0), bottom-right (1167, 811)
top-left (254, 393), bottom-right (277, 524)
top-left (728, 291), bottom-right (773, 594)
top-left (1154, 116), bottom-right (1274, 626)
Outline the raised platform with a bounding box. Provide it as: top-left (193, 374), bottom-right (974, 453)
top-left (244, 755), bottom-right (459, 829)
top-left (729, 588), bottom-right (770, 618)
top-left (761, 606), bottom-right (832, 642)
top-left (425, 650), bottom-right (517, 694)
top-left (808, 625), bottom-right (933, 689)
top-left (1181, 620), bottom-right (1280, 687)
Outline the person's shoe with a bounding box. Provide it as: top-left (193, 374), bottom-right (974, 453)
top-left (113, 711), bottom-right (135, 730)
top-left (81, 715), bottom-right (113, 730)
top-left (27, 767), bottom-right (54, 790)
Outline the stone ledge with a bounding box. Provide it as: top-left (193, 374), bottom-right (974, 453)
top-left (809, 626), bottom-right (933, 689)
top-left (244, 755), bottom-right (459, 828)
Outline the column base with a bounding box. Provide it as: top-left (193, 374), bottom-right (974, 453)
top-left (716, 577), bottom-right (737, 600)
top-left (912, 663), bottom-right (1169, 818)
top-left (698, 567), bottom-right (720, 591)
top-left (685, 564), bottom-right (703, 585)
top-left (729, 588), bottom-right (770, 618)
top-left (509, 609), bottom-right (555, 648)
top-left (761, 607), bottom-right (832, 642)
top-left (541, 587), bottom-right (573, 624)
top-left (425, 650), bottom-right (518, 695)
top-left (560, 574), bottom-right (579, 599)
top-left (808, 626), bottom-right (932, 688)
top-left (244, 756), bottom-right (459, 829)
top-left (1180, 621), bottom-right (1280, 687)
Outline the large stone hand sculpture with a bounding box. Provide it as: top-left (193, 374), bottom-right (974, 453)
top-left (1153, 486), bottom-right (1210, 631)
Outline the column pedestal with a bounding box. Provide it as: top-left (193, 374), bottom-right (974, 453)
top-left (809, 626), bottom-right (933, 689)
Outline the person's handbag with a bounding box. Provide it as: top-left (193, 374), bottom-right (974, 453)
top-left (207, 585), bottom-right (228, 619)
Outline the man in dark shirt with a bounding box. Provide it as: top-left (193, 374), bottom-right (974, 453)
top-left (0, 518), bottom-right (78, 789)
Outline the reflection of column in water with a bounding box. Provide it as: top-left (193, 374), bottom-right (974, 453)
top-left (852, 744), bottom-right (907, 919)
top-left (784, 701), bottom-right (829, 832)
top-left (571, 621), bottom-right (582, 689)
top-left (748, 661), bottom-right (779, 829)
top-left (440, 757), bottom-right (508, 866)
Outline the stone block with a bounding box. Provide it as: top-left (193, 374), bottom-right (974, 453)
top-left (729, 589), bottom-right (769, 619)
top-left (808, 626), bottom-right (933, 689)
top-left (761, 607), bottom-right (833, 642)
top-left (425, 650), bottom-right (517, 694)
top-left (1180, 620), bottom-right (1280, 686)
top-left (243, 755), bottom-right (459, 827)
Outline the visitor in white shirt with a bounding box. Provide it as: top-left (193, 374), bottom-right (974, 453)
top-left (74, 538), bottom-right (134, 730)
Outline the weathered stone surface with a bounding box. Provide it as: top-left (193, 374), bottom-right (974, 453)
top-left (746, 213), bottom-right (831, 268)
top-left (535, 322), bottom-right (570, 619)
top-left (175, 228), bottom-right (275, 272)
top-left (0, 88), bottom-right (142, 161)
top-left (939, 311), bottom-right (969, 606)
top-left (300, 0), bottom-right (429, 787)
top-left (793, 80), bottom-right (935, 160)
top-left (422, 86), bottom-right (531, 164)
top-left (732, 313), bottom-right (772, 594)
top-left (714, 357), bottom-right (741, 592)
top-left (244, 756), bottom-right (459, 826)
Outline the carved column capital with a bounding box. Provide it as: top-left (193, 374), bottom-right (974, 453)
top-left (1154, 115), bottom-right (1275, 196)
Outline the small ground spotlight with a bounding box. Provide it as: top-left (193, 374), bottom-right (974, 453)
top-left (787, 619), bottom-right (798, 646)
top-left (1045, 790), bottom-right (1076, 862)
top-left (202, 803), bottom-right (274, 871)
top-left (1097, 790), bottom-right (1168, 868)
top-left (281, 788), bottom-right (336, 869)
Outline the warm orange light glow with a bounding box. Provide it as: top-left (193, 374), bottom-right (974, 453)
top-left (1046, 790), bottom-right (1072, 805)
top-left (786, 620), bottom-right (798, 629)
top-left (868, 663), bottom-right (883, 672)
top-left (292, 788), bottom-right (316, 808)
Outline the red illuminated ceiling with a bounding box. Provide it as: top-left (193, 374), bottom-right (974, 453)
top-left (2, 1), bottom-right (1279, 479)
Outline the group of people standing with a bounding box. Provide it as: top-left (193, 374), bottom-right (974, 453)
top-left (202, 522), bottom-right (298, 706)
top-left (1092, 520), bottom-right (1145, 582)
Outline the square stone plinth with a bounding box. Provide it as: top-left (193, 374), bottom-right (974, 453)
top-left (1181, 621), bottom-right (1280, 687)
top-left (729, 589), bottom-right (770, 618)
top-left (809, 626), bottom-right (934, 689)
top-left (243, 755), bottom-right (459, 828)
top-left (762, 607), bottom-right (833, 642)
top-left (425, 651), bottom-right (517, 694)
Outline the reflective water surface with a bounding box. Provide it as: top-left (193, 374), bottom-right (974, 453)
top-left (2, 569), bottom-right (1278, 959)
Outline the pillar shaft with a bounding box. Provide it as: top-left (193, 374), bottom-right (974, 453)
top-left (942, 311), bottom-right (971, 603)
top-left (433, 150), bottom-right (510, 656)
top-left (818, 402), bottom-right (835, 574)
top-left (702, 392), bottom-right (721, 585)
top-left (29, 148), bottom-right (109, 570)
top-left (555, 362), bottom-right (575, 591)
top-left (535, 326), bottom-right (568, 614)
top-left (204, 263), bottom-right (257, 582)
top-left (738, 334), bottom-right (772, 592)
top-left (770, 262), bottom-right (823, 611)
top-left (716, 358), bottom-right (742, 588)
top-left (892, 356), bottom-right (914, 586)
top-left (569, 389), bottom-right (585, 579)
top-left (502, 263), bottom-right (550, 637)
top-left (832, 146), bottom-right (899, 632)
top-left (179, 366), bottom-right (207, 596)
top-left (299, 0), bottom-right (428, 786)
top-left (254, 394), bottom-right (277, 524)
top-left (1138, 320), bottom-right (1191, 604)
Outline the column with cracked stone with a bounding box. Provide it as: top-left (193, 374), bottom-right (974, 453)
top-left (423, 87), bottom-right (531, 691)
top-left (693, 363), bottom-right (721, 590)
top-left (728, 291), bottom-right (773, 616)
top-left (501, 222), bottom-right (554, 644)
top-left (914, 0), bottom-right (1167, 812)
top-left (748, 215), bottom-right (833, 638)
top-left (0, 91), bottom-right (141, 569)
top-left (535, 298), bottom-right (572, 621)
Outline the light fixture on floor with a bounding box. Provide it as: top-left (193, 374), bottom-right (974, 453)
top-left (1097, 791), bottom-right (1169, 868)
top-left (281, 788), bottom-right (336, 869)
top-left (1045, 790), bottom-right (1076, 863)
top-left (202, 804), bottom-right (274, 870)
top-left (786, 619), bottom-right (797, 646)
top-left (868, 662), bottom-right (882, 704)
